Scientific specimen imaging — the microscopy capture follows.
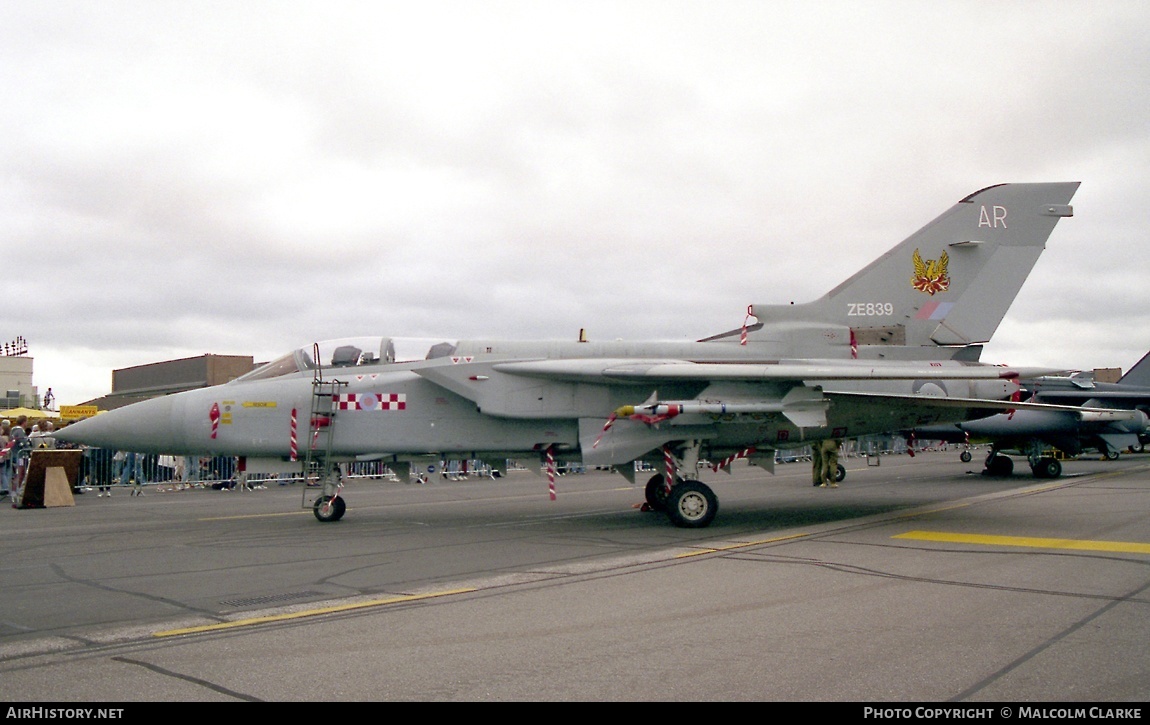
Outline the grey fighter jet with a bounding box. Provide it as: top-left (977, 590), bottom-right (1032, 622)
top-left (57, 182), bottom-right (1081, 527)
top-left (914, 350), bottom-right (1150, 478)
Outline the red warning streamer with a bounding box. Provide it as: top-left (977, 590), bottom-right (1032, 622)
top-left (1007, 375), bottom-right (1021, 420)
top-left (289, 408), bottom-right (298, 462)
top-left (546, 445), bottom-right (557, 501)
top-left (209, 402), bottom-right (220, 440)
top-left (712, 446), bottom-right (756, 472)
top-left (592, 413), bottom-right (617, 448)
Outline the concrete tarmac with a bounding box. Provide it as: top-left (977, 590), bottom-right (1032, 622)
top-left (1, 449), bottom-right (1149, 702)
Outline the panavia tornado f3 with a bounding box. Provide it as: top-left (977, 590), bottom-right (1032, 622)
top-left (58, 182), bottom-right (1082, 527)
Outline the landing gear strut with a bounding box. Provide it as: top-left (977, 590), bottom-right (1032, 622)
top-left (310, 462), bottom-right (346, 522)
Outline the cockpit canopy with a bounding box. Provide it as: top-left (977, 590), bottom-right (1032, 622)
top-left (235, 337), bottom-right (459, 382)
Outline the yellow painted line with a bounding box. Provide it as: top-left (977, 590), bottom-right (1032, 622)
top-left (676, 532), bottom-right (810, 558)
top-left (895, 530), bottom-right (1150, 554)
top-left (154, 588), bottom-right (478, 637)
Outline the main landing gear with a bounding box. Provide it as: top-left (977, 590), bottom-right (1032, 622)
top-left (981, 449), bottom-right (1062, 479)
top-left (1030, 456), bottom-right (1062, 479)
top-left (644, 474), bottom-right (670, 511)
top-left (643, 441), bottom-right (720, 528)
top-left (644, 473), bottom-right (719, 528)
top-left (666, 480), bottom-right (719, 528)
top-left (983, 451), bottom-right (1014, 476)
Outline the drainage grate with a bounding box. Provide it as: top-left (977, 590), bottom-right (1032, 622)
top-left (220, 591), bottom-right (326, 608)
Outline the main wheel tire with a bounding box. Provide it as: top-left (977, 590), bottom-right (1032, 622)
top-left (644, 474), bottom-right (670, 511)
top-left (984, 454), bottom-right (1014, 477)
top-left (1031, 457), bottom-right (1062, 479)
top-left (1105, 449), bottom-right (1120, 461)
top-left (665, 480), bottom-right (718, 529)
top-left (313, 495), bottom-right (346, 522)
top-left (835, 463), bottom-right (846, 483)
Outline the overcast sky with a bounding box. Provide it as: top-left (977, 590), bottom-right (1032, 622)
top-left (4, 1), bottom-right (1149, 406)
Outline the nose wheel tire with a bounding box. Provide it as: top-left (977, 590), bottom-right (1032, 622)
top-left (313, 495), bottom-right (346, 522)
top-left (665, 480), bottom-right (718, 529)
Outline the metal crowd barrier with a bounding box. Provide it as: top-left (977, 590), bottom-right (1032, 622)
top-left (70, 447), bottom-right (511, 491)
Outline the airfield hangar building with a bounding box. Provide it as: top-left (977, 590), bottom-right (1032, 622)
top-left (84, 354), bottom-right (257, 411)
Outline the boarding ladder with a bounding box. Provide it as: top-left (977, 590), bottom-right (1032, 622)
top-left (301, 345), bottom-right (349, 520)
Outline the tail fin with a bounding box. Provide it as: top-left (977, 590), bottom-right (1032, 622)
top-left (1119, 350), bottom-right (1150, 387)
top-left (743, 182), bottom-right (1079, 358)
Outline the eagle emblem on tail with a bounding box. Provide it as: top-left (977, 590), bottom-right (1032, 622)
top-left (911, 249), bottom-right (950, 295)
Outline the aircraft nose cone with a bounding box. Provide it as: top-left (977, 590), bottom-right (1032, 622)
top-left (56, 395), bottom-right (182, 453)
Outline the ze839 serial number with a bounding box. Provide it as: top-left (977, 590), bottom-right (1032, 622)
top-left (847, 302), bottom-right (894, 317)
